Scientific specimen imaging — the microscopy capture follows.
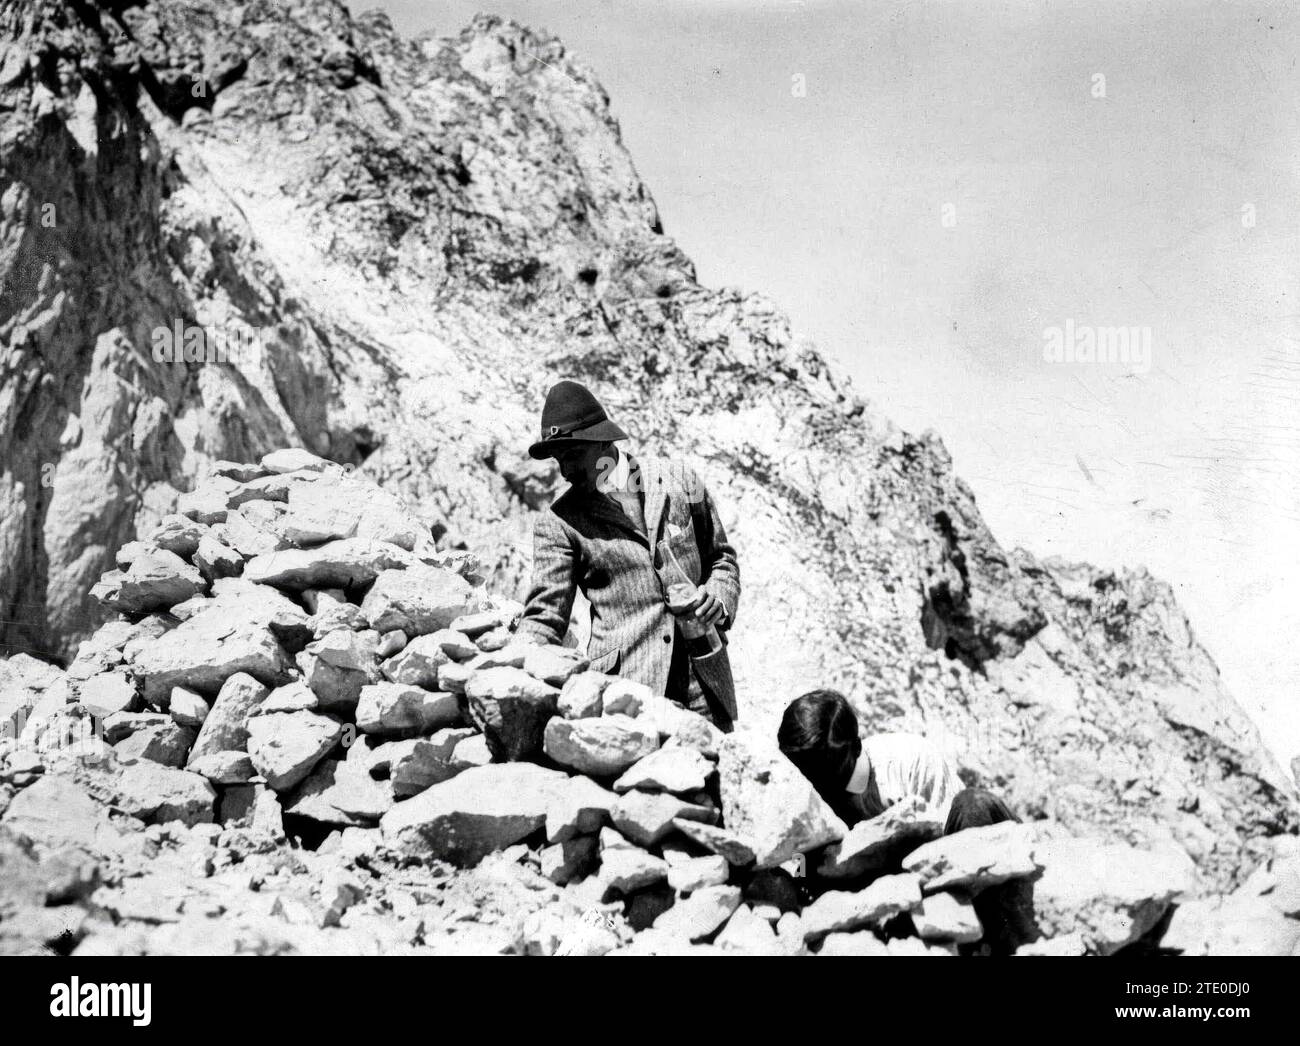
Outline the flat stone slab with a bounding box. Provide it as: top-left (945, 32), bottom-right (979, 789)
top-left (613, 746), bottom-right (712, 795)
top-left (380, 762), bottom-right (573, 864)
top-left (817, 794), bottom-right (944, 880)
top-left (798, 873), bottom-right (923, 942)
top-left (902, 821), bottom-right (1041, 893)
top-left (356, 683), bottom-right (460, 737)
top-left (244, 539), bottom-right (412, 589)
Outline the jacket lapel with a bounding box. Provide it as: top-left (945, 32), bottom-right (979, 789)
top-left (639, 455), bottom-right (668, 548)
top-left (581, 489), bottom-right (650, 548)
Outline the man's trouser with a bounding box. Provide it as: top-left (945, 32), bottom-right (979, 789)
top-left (943, 788), bottom-right (1035, 953)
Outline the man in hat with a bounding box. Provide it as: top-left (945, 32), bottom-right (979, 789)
top-left (516, 380), bottom-right (740, 729)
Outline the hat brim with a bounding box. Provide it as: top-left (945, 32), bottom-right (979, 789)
top-left (527, 418), bottom-right (629, 459)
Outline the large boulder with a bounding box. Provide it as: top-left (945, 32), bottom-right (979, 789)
top-left (613, 746), bottom-right (712, 795)
top-left (193, 535), bottom-right (242, 581)
top-left (466, 668), bottom-right (560, 760)
top-left (914, 891), bottom-right (984, 944)
top-left (115, 763), bottom-right (216, 827)
top-left (430, 629), bottom-right (478, 662)
top-left (0, 776), bottom-right (117, 854)
top-left (260, 681), bottom-right (319, 713)
top-left (284, 759), bottom-right (393, 826)
top-left (225, 469), bottom-right (315, 508)
top-left (308, 590), bottom-right (368, 635)
top-left (597, 832), bottom-right (670, 893)
top-left (611, 791), bottom-right (717, 847)
top-left (77, 672), bottom-right (139, 717)
top-left (816, 795), bottom-right (944, 880)
top-left (437, 662), bottom-right (474, 694)
top-left (1235, 849), bottom-right (1300, 918)
top-left (90, 549), bottom-right (206, 615)
top-left (557, 672), bottom-right (612, 719)
top-left (372, 727), bottom-right (478, 798)
top-left (261, 448), bottom-right (329, 474)
top-left (672, 819), bottom-right (757, 866)
top-left (168, 687), bottom-right (210, 728)
top-left (277, 474), bottom-right (423, 550)
top-left (601, 679), bottom-right (650, 717)
top-left (195, 578), bottom-right (313, 649)
top-left (543, 715), bottom-right (659, 777)
top-left (148, 515), bottom-right (208, 558)
top-left (798, 873), bottom-right (923, 943)
top-left (380, 634), bottom-right (449, 687)
top-left (187, 751), bottom-right (257, 784)
top-left (902, 821), bottom-right (1041, 893)
top-left (217, 506), bottom-right (286, 558)
top-left (1160, 895), bottom-right (1300, 956)
top-left (380, 762), bottom-right (571, 864)
top-left (360, 565), bottom-right (474, 636)
top-left (667, 855), bottom-right (731, 894)
top-left (451, 732), bottom-right (493, 771)
top-left (302, 629), bottom-right (379, 675)
top-left (102, 711), bottom-right (169, 744)
top-left (715, 905), bottom-right (784, 954)
top-left (296, 630), bottom-right (380, 712)
top-left (130, 605), bottom-right (291, 703)
top-left (635, 695), bottom-right (720, 748)
top-left (1031, 837), bottom-right (1194, 955)
top-left (449, 611), bottom-right (499, 638)
top-left (246, 711), bottom-right (343, 791)
top-left (545, 776), bottom-right (620, 843)
top-left (652, 885), bottom-right (742, 941)
top-left (662, 714), bottom-right (725, 760)
top-left (467, 643), bottom-right (531, 670)
top-left (540, 836), bottom-right (599, 886)
top-left (187, 673), bottom-right (270, 764)
top-left (522, 646), bottom-right (589, 687)
top-left (356, 683), bottom-right (460, 737)
top-left (717, 732), bottom-right (846, 869)
top-left (244, 539), bottom-right (411, 589)
top-left (113, 721), bottom-right (195, 768)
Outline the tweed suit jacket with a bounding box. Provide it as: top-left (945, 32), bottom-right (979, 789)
top-left (517, 454), bottom-right (740, 718)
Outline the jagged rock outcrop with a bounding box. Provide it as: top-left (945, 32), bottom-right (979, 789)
top-left (0, 0), bottom-right (1295, 928)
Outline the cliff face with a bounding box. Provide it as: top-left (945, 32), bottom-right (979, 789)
top-left (0, 0), bottom-right (1293, 891)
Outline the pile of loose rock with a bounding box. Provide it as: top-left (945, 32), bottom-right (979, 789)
top-left (1, 450), bottom-right (1297, 956)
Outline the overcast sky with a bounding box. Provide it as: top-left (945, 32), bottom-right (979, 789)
top-left (360, 0), bottom-right (1300, 767)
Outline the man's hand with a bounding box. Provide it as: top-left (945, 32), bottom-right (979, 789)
top-left (687, 586), bottom-right (727, 628)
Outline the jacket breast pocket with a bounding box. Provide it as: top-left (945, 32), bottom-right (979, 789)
top-left (587, 645), bottom-right (621, 675)
top-left (660, 516), bottom-right (703, 584)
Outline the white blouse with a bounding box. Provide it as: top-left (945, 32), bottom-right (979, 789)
top-left (845, 732), bottom-right (962, 823)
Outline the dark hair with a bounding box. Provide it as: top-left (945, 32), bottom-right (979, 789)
top-left (777, 689), bottom-right (862, 807)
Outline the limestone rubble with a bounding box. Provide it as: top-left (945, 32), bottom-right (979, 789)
top-left (1, 460), bottom-right (1295, 956)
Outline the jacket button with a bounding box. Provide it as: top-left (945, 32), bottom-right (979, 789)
top-left (663, 634), bottom-right (671, 643)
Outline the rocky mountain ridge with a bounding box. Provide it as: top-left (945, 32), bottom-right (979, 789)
top-left (0, 0), bottom-right (1295, 912)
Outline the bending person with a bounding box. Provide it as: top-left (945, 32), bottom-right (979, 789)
top-left (777, 688), bottom-right (1032, 952)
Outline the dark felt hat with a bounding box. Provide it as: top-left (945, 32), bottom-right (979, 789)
top-left (527, 380), bottom-right (629, 459)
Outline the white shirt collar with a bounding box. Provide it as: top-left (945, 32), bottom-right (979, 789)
top-left (596, 445), bottom-right (635, 496)
top-left (845, 749), bottom-right (872, 795)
